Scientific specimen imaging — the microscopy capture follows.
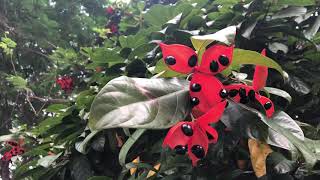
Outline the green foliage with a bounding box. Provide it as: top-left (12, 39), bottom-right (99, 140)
top-left (1, 0), bottom-right (320, 179)
top-left (5, 75), bottom-right (28, 90)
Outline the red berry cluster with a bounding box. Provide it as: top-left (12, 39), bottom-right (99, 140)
top-left (56, 76), bottom-right (73, 92)
top-left (105, 6), bottom-right (120, 35)
top-left (159, 42), bottom-right (274, 166)
top-left (1, 141), bottom-right (25, 161)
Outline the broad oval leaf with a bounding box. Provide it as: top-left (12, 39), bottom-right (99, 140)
top-left (286, 75), bottom-right (311, 95)
top-left (237, 103), bottom-right (320, 169)
top-left (89, 76), bottom-right (190, 131)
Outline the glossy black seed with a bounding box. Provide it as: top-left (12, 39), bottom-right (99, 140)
top-left (181, 124), bottom-right (193, 136)
top-left (190, 97), bottom-right (200, 106)
top-left (239, 88), bottom-right (246, 98)
top-left (218, 55), bottom-right (229, 66)
top-left (229, 89), bottom-right (238, 97)
top-left (225, 101), bottom-right (229, 108)
top-left (187, 74), bottom-right (193, 81)
top-left (210, 61), bottom-right (219, 72)
top-left (165, 56), bottom-right (176, 65)
top-left (248, 90), bottom-right (256, 101)
top-left (206, 132), bottom-right (214, 140)
top-left (264, 102), bottom-right (272, 110)
top-left (219, 89), bottom-right (228, 98)
top-left (191, 145), bottom-right (205, 159)
top-left (240, 96), bottom-right (249, 104)
top-left (188, 55), bottom-right (197, 67)
top-left (174, 145), bottom-right (187, 155)
top-left (191, 83), bottom-right (201, 92)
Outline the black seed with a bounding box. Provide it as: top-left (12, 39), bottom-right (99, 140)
top-left (174, 145), bottom-right (187, 155)
top-left (225, 101), bottom-right (229, 108)
top-left (190, 97), bottom-right (200, 106)
top-left (165, 56), bottom-right (176, 65)
top-left (239, 88), bottom-right (246, 98)
top-left (187, 74), bottom-right (193, 81)
top-left (264, 102), bottom-right (272, 110)
top-left (219, 89), bottom-right (228, 98)
top-left (206, 132), bottom-right (214, 140)
top-left (229, 89), bottom-right (238, 97)
top-left (191, 145), bottom-right (205, 159)
top-left (248, 90), bottom-right (256, 101)
top-left (218, 55), bottom-right (229, 66)
top-left (210, 61), bottom-right (219, 72)
top-left (191, 83), bottom-right (201, 92)
top-left (181, 124), bottom-right (193, 136)
top-left (240, 96), bottom-right (249, 104)
top-left (188, 55), bottom-right (197, 67)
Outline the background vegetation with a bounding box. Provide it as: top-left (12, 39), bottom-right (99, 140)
top-left (1, 0), bottom-right (320, 179)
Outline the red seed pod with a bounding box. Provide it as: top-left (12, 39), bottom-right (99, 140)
top-left (225, 83), bottom-right (274, 118)
top-left (110, 24), bottom-right (118, 34)
top-left (158, 42), bottom-right (275, 166)
top-left (106, 6), bottom-right (114, 15)
top-left (252, 49), bottom-right (268, 91)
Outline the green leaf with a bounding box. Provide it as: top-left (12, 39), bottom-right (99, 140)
top-left (119, 129), bottom-right (146, 167)
top-left (271, 6), bottom-right (307, 20)
top-left (76, 90), bottom-right (96, 109)
top-left (238, 104), bottom-right (320, 169)
top-left (154, 59), bottom-right (185, 78)
top-left (269, 0), bottom-right (315, 6)
top-left (264, 87), bottom-right (292, 103)
top-left (88, 176), bottom-right (112, 180)
top-left (37, 152), bottom-right (63, 168)
top-left (143, 4), bottom-right (176, 27)
top-left (88, 76), bottom-right (190, 131)
top-left (286, 75), bottom-right (311, 95)
top-left (75, 130), bottom-right (99, 154)
top-left (231, 49), bottom-right (284, 76)
top-left (92, 48), bottom-right (123, 63)
top-left (191, 26), bottom-right (236, 51)
top-left (46, 104), bottom-right (69, 113)
top-left (266, 152), bottom-right (297, 174)
top-left (128, 43), bottom-right (157, 60)
top-left (6, 75), bottom-right (28, 90)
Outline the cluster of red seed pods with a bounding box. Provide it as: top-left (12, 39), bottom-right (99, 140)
top-left (1, 141), bottom-right (25, 161)
top-left (56, 76), bottom-right (73, 92)
top-left (159, 43), bottom-right (275, 166)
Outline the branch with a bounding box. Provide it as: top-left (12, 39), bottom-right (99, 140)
top-left (28, 96), bottom-right (70, 104)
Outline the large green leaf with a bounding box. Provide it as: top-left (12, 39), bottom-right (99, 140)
top-left (231, 49), bottom-right (284, 76)
top-left (237, 103), bottom-right (320, 169)
top-left (89, 76), bottom-right (190, 131)
top-left (191, 26), bottom-right (236, 51)
top-left (143, 4), bottom-right (176, 27)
